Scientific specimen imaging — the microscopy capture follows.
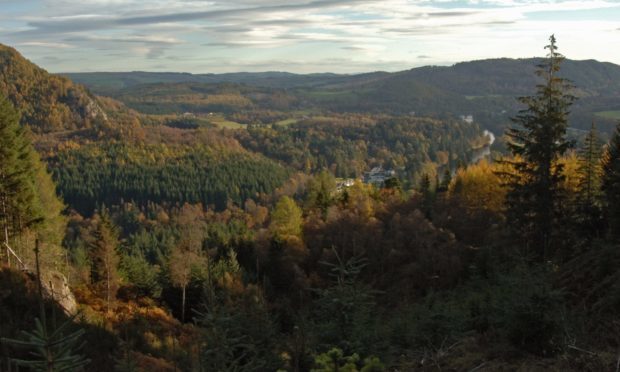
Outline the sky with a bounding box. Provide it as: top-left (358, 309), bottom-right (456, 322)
top-left (1, 0), bottom-right (619, 74)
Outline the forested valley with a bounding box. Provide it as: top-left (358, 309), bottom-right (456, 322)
top-left (1, 36), bottom-right (620, 371)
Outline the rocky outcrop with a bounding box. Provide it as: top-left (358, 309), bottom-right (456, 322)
top-left (41, 271), bottom-right (78, 316)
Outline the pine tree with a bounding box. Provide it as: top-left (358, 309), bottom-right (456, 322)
top-left (1, 317), bottom-right (90, 372)
top-left (0, 96), bottom-right (41, 265)
top-left (501, 35), bottom-right (574, 258)
top-left (601, 122), bottom-right (620, 240)
top-left (418, 173), bottom-right (434, 219)
top-left (578, 122), bottom-right (602, 205)
top-left (0, 95), bottom-right (65, 269)
top-left (575, 122), bottom-right (603, 235)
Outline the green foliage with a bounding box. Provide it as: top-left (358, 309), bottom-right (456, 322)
top-left (602, 122), bottom-right (620, 240)
top-left (306, 170), bottom-right (337, 215)
top-left (237, 115), bottom-right (480, 186)
top-left (120, 253), bottom-right (162, 299)
top-left (488, 265), bottom-right (566, 356)
top-left (196, 290), bottom-right (282, 372)
top-left (0, 95), bottom-right (41, 242)
top-left (0, 95), bottom-right (66, 270)
top-left (311, 253), bottom-right (381, 357)
top-left (312, 348), bottom-right (385, 372)
top-left (502, 35), bottom-right (575, 257)
top-left (50, 142), bottom-right (289, 214)
top-left (418, 173), bottom-right (434, 219)
top-left (388, 262), bottom-right (566, 358)
top-left (574, 122), bottom-right (604, 236)
top-left (578, 123), bottom-right (603, 206)
top-left (1, 316), bottom-right (90, 371)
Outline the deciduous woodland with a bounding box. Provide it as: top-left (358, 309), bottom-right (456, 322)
top-left (1, 37), bottom-right (620, 371)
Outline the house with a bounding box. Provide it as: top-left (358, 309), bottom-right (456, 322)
top-left (363, 166), bottom-right (396, 186)
top-left (335, 178), bottom-right (356, 191)
top-left (460, 115), bottom-right (474, 124)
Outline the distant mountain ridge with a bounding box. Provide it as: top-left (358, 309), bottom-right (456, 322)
top-left (3, 39), bottom-right (618, 136)
top-left (0, 43), bottom-right (105, 133)
top-left (64, 58), bottom-right (620, 134)
top-left (64, 58), bottom-right (620, 96)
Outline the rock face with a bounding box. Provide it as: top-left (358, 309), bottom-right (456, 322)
top-left (42, 271), bottom-right (78, 316)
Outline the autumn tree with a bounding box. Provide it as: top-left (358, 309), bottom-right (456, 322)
top-left (502, 35), bottom-right (574, 258)
top-left (169, 203), bottom-right (205, 322)
top-left (442, 160), bottom-right (505, 245)
top-left (90, 211), bottom-right (121, 311)
top-left (269, 196), bottom-right (303, 240)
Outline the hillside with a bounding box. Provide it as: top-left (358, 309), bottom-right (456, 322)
top-left (66, 58), bottom-right (620, 134)
top-left (0, 43), bottom-right (106, 133)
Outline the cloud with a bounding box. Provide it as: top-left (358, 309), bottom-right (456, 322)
top-left (2, 0), bottom-right (619, 72)
top-left (17, 41), bottom-right (74, 48)
top-left (68, 35), bottom-right (182, 44)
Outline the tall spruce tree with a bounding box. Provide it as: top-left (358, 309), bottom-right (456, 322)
top-left (502, 35), bottom-right (574, 258)
top-left (601, 122), bottom-right (620, 240)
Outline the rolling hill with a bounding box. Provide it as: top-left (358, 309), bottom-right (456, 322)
top-left (66, 58), bottom-right (620, 135)
top-left (0, 43), bottom-right (107, 133)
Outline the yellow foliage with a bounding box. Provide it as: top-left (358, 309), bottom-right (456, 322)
top-left (448, 160), bottom-right (505, 214)
top-left (344, 181), bottom-right (376, 220)
top-left (558, 151), bottom-right (580, 197)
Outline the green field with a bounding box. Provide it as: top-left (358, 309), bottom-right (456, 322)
top-left (275, 118), bottom-right (298, 126)
top-left (595, 110), bottom-right (620, 120)
top-left (207, 115), bottom-right (245, 129)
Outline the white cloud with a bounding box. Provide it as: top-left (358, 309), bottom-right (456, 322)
top-left (1, 0), bottom-right (618, 72)
top-left (17, 41), bottom-right (74, 48)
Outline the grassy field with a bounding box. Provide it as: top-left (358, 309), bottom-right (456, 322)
top-left (207, 114), bottom-right (245, 129)
top-left (275, 118), bottom-right (298, 126)
top-left (595, 110), bottom-right (620, 120)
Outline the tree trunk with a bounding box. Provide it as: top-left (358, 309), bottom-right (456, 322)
top-left (181, 284), bottom-right (186, 323)
top-left (106, 262), bottom-right (111, 312)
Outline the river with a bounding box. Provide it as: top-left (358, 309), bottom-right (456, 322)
top-left (470, 130), bottom-right (496, 164)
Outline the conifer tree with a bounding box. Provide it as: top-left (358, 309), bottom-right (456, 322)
top-left (602, 122), bottom-right (620, 240)
top-left (575, 122), bottom-right (603, 235)
top-left (501, 35), bottom-right (574, 258)
top-left (0, 96), bottom-right (41, 263)
top-left (1, 316), bottom-right (90, 372)
top-left (418, 173), bottom-right (434, 219)
top-left (578, 122), bottom-right (602, 206)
